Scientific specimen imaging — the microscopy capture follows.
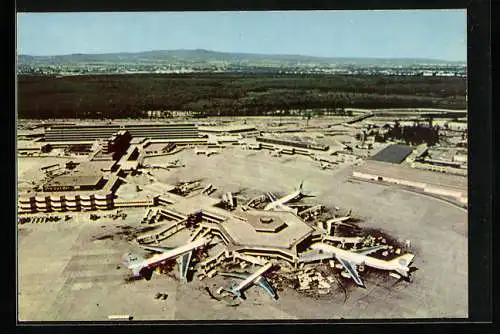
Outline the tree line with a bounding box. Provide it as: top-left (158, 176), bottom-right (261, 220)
top-left (17, 73), bottom-right (466, 119)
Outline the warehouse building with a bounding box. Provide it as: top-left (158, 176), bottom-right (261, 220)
top-left (44, 123), bottom-right (199, 142)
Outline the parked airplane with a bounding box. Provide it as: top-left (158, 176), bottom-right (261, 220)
top-left (194, 147), bottom-right (219, 156)
top-left (139, 245), bottom-right (194, 282)
top-left (319, 161), bottom-right (336, 170)
top-left (264, 182), bottom-right (307, 213)
top-left (166, 159), bottom-right (185, 168)
top-left (142, 159), bottom-right (184, 170)
top-left (324, 209), bottom-right (355, 234)
top-left (264, 192), bottom-right (298, 214)
top-left (216, 262), bottom-right (276, 300)
top-left (310, 242), bottom-right (415, 287)
top-left (123, 237), bottom-right (211, 281)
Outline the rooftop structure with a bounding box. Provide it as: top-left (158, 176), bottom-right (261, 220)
top-left (370, 144), bottom-right (413, 164)
top-left (222, 209), bottom-right (314, 252)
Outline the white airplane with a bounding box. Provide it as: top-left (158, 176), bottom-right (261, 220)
top-left (216, 262), bottom-right (276, 300)
top-left (310, 242), bottom-right (415, 287)
top-left (123, 237), bottom-right (211, 281)
top-left (319, 161), bottom-right (335, 170)
top-left (166, 159), bottom-right (184, 168)
top-left (139, 245), bottom-right (194, 282)
top-left (264, 182), bottom-right (306, 213)
top-left (194, 147), bottom-right (219, 156)
top-left (324, 209), bottom-right (355, 233)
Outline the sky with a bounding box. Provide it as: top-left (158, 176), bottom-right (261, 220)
top-left (17, 10), bottom-right (467, 61)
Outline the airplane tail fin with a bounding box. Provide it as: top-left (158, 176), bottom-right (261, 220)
top-left (389, 254), bottom-right (415, 276)
top-left (123, 253), bottom-right (144, 268)
top-left (123, 253), bottom-right (147, 277)
top-left (217, 284), bottom-right (242, 299)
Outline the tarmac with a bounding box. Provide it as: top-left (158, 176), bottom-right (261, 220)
top-left (17, 147), bottom-right (467, 320)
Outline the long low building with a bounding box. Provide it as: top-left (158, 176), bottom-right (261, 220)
top-left (256, 136), bottom-right (329, 151)
top-left (44, 123), bottom-right (199, 142)
top-left (198, 124), bottom-right (257, 134)
top-left (352, 160), bottom-right (467, 205)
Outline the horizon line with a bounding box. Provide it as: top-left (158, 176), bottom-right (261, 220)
top-left (17, 48), bottom-right (467, 63)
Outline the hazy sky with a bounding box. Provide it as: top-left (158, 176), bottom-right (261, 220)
top-left (17, 10), bottom-right (467, 61)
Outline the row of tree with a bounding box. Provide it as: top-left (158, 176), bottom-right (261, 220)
top-left (385, 122), bottom-right (440, 146)
top-left (17, 74), bottom-right (466, 119)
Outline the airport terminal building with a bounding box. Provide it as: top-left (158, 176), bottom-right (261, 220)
top-left (44, 123), bottom-right (200, 142)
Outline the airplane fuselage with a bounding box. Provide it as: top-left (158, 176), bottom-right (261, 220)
top-left (311, 243), bottom-right (410, 276)
top-left (234, 262), bottom-right (273, 292)
top-left (264, 190), bottom-right (301, 211)
top-left (140, 237), bottom-right (210, 270)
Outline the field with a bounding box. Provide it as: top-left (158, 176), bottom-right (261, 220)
top-left (17, 73), bottom-right (466, 119)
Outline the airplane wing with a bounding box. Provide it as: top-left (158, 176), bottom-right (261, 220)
top-left (219, 272), bottom-right (276, 299)
top-left (141, 245), bottom-right (175, 253)
top-left (177, 250), bottom-right (193, 281)
top-left (297, 250), bottom-right (334, 263)
top-left (219, 272), bottom-right (251, 280)
top-left (352, 245), bottom-right (387, 256)
top-left (286, 203), bottom-right (305, 208)
top-left (254, 276), bottom-right (277, 299)
top-left (336, 256), bottom-right (364, 286)
top-left (266, 192), bottom-right (277, 202)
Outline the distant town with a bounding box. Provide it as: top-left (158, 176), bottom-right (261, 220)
top-left (17, 49), bottom-right (467, 77)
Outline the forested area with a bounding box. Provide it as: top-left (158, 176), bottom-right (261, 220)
top-left (17, 73), bottom-right (466, 119)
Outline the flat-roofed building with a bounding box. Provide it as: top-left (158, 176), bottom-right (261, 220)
top-left (18, 173), bottom-right (120, 213)
top-left (44, 123), bottom-right (199, 142)
top-left (256, 136), bottom-right (329, 151)
top-left (198, 125), bottom-right (259, 137)
top-left (43, 175), bottom-right (105, 192)
top-left (353, 160), bottom-right (467, 205)
top-left (17, 140), bottom-right (43, 155)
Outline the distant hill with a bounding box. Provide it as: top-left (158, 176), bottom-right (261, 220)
top-left (17, 49), bottom-right (465, 66)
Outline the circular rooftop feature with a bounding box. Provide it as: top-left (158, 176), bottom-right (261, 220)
top-left (260, 217), bottom-right (273, 224)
